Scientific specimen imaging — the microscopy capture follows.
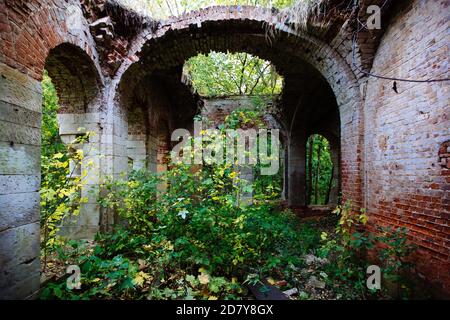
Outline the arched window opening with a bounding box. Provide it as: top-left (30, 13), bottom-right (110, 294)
top-left (40, 43), bottom-right (102, 266)
top-left (184, 51), bottom-right (283, 98)
top-left (306, 134), bottom-right (334, 206)
top-left (41, 71), bottom-right (65, 159)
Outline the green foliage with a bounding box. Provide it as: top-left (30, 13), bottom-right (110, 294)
top-left (377, 226), bottom-right (415, 298)
top-left (185, 52), bottom-right (283, 97)
top-left (42, 163), bottom-right (309, 299)
top-left (222, 107), bottom-right (283, 201)
top-left (306, 134), bottom-right (333, 205)
top-left (40, 71), bottom-right (93, 267)
top-left (41, 70), bottom-right (65, 157)
top-left (319, 201), bottom-right (415, 299)
top-left (223, 107), bottom-right (266, 129)
top-left (101, 164), bottom-right (304, 280)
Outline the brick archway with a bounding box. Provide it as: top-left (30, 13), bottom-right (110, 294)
top-left (112, 5), bottom-right (362, 209)
top-left (1, 0), bottom-right (449, 299)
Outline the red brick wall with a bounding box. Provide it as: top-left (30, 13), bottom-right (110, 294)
top-left (364, 0), bottom-right (450, 295)
top-left (0, 0), bottom-right (99, 81)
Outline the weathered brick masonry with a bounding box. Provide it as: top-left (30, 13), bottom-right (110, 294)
top-left (364, 0), bottom-right (450, 295)
top-left (0, 0), bottom-right (448, 298)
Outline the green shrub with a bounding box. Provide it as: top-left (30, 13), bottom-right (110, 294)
top-left (42, 163), bottom-right (311, 299)
top-left (319, 202), bottom-right (415, 299)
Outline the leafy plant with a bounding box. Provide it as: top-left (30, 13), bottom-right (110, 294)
top-left (376, 226), bottom-right (415, 298)
top-left (318, 201), bottom-right (415, 299)
top-left (40, 71), bottom-right (96, 270)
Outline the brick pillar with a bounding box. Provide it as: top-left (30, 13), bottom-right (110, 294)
top-left (329, 138), bottom-right (340, 206)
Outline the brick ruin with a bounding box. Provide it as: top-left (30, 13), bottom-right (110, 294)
top-left (0, 0), bottom-right (448, 298)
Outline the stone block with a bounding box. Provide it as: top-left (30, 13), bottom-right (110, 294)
top-left (0, 142), bottom-right (40, 175)
top-left (0, 63), bottom-right (42, 112)
top-left (0, 222), bottom-right (39, 270)
top-left (0, 101), bottom-right (41, 128)
top-left (0, 174), bottom-right (40, 195)
top-left (0, 192), bottom-right (39, 232)
top-left (0, 262), bottom-right (40, 300)
top-left (0, 120), bottom-right (41, 145)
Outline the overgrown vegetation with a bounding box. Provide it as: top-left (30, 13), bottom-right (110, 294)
top-left (41, 182), bottom-right (417, 300)
top-left (317, 202), bottom-right (417, 299)
top-left (40, 76), bottom-right (416, 299)
top-left (40, 72), bottom-right (95, 270)
top-left (41, 109), bottom-right (310, 299)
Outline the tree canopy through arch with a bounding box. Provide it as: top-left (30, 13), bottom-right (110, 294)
top-left (184, 51), bottom-right (283, 97)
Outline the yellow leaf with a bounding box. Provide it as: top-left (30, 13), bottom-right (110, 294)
top-left (133, 275), bottom-right (144, 287)
top-left (133, 271), bottom-right (150, 287)
top-left (53, 153), bottom-right (64, 159)
top-left (80, 197), bottom-right (89, 204)
top-left (198, 273), bottom-right (209, 285)
top-left (165, 242), bottom-right (174, 251)
top-left (208, 296), bottom-right (218, 300)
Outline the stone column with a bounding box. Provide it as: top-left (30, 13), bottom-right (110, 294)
top-left (238, 165), bottom-right (253, 206)
top-left (0, 63), bottom-right (41, 299)
top-left (99, 97), bottom-right (128, 232)
top-left (56, 113), bottom-right (102, 239)
top-left (280, 143), bottom-right (288, 201)
top-left (127, 134), bottom-right (147, 171)
top-left (287, 128), bottom-right (306, 207)
top-left (146, 133), bottom-right (158, 173)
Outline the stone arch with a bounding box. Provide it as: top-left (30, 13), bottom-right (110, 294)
top-left (116, 6), bottom-right (361, 113)
top-left (1, 0), bottom-right (101, 80)
top-left (44, 42), bottom-right (103, 239)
